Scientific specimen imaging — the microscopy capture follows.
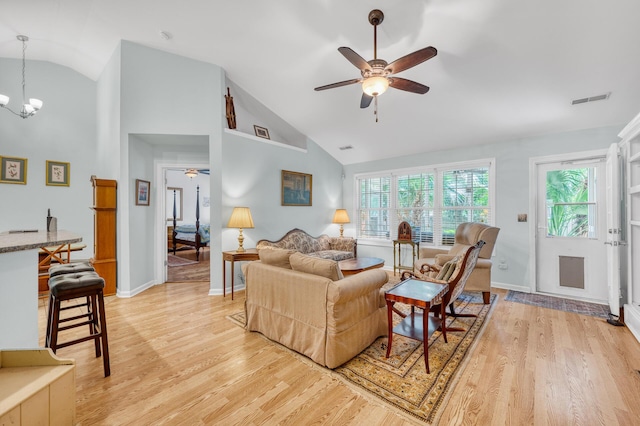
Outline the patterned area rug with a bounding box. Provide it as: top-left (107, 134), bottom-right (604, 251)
top-left (227, 289), bottom-right (497, 424)
top-left (167, 254), bottom-right (198, 267)
top-left (504, 290), bottom-right (610, 319)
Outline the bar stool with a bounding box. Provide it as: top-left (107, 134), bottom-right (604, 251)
top-left (48, 261), bottom-right (95, 277)
top-left (46, 271), bottom-right (111, 377)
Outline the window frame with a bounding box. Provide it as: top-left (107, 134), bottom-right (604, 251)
top-left (354, 158), bottom-right (496, 247)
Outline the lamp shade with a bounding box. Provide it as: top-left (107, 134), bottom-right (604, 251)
top-left (332, 209), bottom-right (350, 224)
top-left (362, 76), bottom-right (389, 96)
top-left (0, 94), bottom-right (9, 106)
top-left (227, 207), bottom-right (254, 229)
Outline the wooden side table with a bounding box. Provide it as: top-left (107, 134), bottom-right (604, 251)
top-left (385, 278), bottom-right (448, 373)
top-left (222, 249), bottom-right (259, 300)
top-left (393, 240), bottom-right (420, 276)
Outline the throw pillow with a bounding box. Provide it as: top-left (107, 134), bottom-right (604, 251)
top-left (289, 252), bottom-right (344, 281)
top-left (436, 259), bottom-right (458, 281)
top-left (258, 248), bottom-right (296, 269)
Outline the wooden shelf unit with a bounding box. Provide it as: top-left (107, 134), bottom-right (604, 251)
top-left (91, 177), bottom-right (117, 296)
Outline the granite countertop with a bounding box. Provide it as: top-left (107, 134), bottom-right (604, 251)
top-left (0, 230), bottom-right (82, 254)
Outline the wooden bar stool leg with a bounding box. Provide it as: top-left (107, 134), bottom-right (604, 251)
top-left (97, 290), bottom-right (110, 377)
top-left (49, 297), bottom-right (61, 352)
top-left (88, 294), bottom-right (101, 358)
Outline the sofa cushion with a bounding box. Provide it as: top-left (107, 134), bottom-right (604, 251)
top-left (258, 247), bottom-right (296, 269)
top-left (290, 252), bottom-right (344, 281)
top-left (308, 250), bottom-right (354, 261)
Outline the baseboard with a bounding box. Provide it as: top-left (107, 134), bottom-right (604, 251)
top-left (208, 284), bottom-right (246, 297)
top-left (491, 281), bottom-right (531, 293)
top-left (623, 304), bottom-right (640, 344)
top-left (117, 280), bottom-right (156, 298)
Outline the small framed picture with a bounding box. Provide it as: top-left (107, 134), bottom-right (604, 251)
top-left (136, 179), bottom-right (151, 206)
top-left (254, 125), bottom-right (270, 140)
top-left (0, 156), bottom-right (27, 184)
top-left (46, 160), bottom-right (70, 186)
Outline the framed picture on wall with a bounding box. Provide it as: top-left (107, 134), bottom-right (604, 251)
top-left (281, 170), bottom-right (312, 206)
top-left (254, 125), bottom-right (270, 140)
top-left (135, 179), bottom-right (151, 206)
top-left (46, 160), bottom-right (70, 186)
top-left (0, 156), bottom-right (27, 184)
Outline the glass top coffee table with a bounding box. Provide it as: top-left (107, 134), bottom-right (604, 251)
top-left (384, 278), bottom-right (449, 373)
top-left (338, 257), bottom-right (384, 276)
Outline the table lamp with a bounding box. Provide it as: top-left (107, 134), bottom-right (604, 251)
top-left (332, 209), bottom-right (350, 237)
top-left (227, 207), bottom-right (254, 252)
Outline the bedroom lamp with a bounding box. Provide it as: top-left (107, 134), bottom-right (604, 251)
top-left (332, 209), bottom-right (350, 237)
top-left (227, 207), bottom-right (254, 252)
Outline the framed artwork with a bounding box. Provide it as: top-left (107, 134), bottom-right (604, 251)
top-left (166, 187), bottom-right (183, 221)
top-left (254, 125), bottom-right (270, 139)
top-left (0, 156), bottom-right (27, 184)
top-left (136, 179), bottom-right (151, 206)
top-left (281, 170), bottom-right (312, 206)
top-left (46, 160), bottom-right (70, 186)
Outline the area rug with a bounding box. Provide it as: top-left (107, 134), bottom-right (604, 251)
top-left (167, 254), bottom-right (198, 267)
top-left (227, 291), bottom-right (497, 424)
top-left (505, 290), bottom-right (609, 319)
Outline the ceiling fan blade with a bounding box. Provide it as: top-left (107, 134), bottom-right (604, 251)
top-left (389, 77), bottom-right (430, 94)
top-left (338, 47), bottom-right (372, 72)
top-left (314, 78), bottom-right (362, 91)
top-left (360, 93), bottom-right (373, 109)
top-left (385, 46), bottom-right (437, 75)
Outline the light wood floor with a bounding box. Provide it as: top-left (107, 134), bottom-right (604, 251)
top-left (37, 282), bottom-right (640, 425)
top-left (167, 248), bottom-right (210, 282)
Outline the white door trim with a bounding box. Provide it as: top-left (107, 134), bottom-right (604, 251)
top-left (528, 148), bottom-right (608, 295)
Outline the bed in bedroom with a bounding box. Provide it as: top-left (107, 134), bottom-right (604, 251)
top-left (171, 185), bottom-right (210, 261)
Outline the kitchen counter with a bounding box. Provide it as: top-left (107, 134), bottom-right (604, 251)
top-left (0, 230), bottom-right (82, 349)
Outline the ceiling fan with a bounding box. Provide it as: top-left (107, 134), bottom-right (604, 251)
top-left (314, 9), bottom-right (437, 121)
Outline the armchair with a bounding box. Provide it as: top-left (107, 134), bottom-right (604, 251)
top-left (401, 241), bottom-right (485, 332)
top-left (415, 222), bottom-right (500, 304)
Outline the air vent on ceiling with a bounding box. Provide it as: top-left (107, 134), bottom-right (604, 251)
top-left (339, 145), bottom-right (354, 150)
top-left (571, 92), bottom-right (610, 105)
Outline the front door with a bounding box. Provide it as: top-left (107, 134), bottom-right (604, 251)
top-left (535, 156), bottom-right (608, 302)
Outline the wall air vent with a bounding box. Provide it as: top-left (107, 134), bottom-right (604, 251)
top-left (571, 92), bottom-right (611, 105)
top-left (339, 145), bottom-right (354, 150)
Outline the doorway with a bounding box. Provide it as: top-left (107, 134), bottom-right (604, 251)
top-left (534, 152), bottom-right (608, 302)
top-left (164, 167), bottom-right (211, 283)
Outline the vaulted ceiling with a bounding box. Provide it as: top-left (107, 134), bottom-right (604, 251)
top-left (2, 0), bottom-right (640, 164)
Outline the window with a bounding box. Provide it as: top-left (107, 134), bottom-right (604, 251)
top-left (356, 160), bottom-right (494, 246)
top-left (545, 167), bottom-right (597, 238)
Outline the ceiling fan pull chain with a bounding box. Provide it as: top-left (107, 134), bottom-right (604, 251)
top-left (374, 96), bottom-right (379, 122)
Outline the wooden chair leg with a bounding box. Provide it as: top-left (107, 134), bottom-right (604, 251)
top-left (483, 291), bottom-right (490, 304)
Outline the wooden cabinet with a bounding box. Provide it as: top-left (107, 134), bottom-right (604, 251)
top-left (0, 349), bottom-right (75, 425)
top-left (91, 177), bottom-right (117, 296)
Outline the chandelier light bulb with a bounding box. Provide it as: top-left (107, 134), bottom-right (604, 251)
top-left (362, 76), bottom-right (389, 97)
top-left (29, 98), bottom-right (43, 110)
top-left (0, 95), bottom-right (9, 106)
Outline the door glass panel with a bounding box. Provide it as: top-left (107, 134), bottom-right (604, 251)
top-left (545, 167), bottom-right (597, 238)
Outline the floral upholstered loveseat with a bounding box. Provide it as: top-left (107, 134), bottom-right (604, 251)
top-left (256, 228), bottom-right (356, 261)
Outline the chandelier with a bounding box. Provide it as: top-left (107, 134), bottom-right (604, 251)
top-left (0, 35), bottom-right (43, 119)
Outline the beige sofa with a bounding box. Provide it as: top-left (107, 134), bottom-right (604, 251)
top-left (415, 222), bottom-right (500, 304)
top-left (244, 249), bottom-right (388, 368)
top-left (256, 228), bottom-right (356, 261)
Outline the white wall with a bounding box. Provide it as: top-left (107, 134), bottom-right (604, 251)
top-left (115, 41), bottom-right (224, 296)
top-left (343, 125), bottom-right (624, 292)
top-left (0, 58), bottom-right (97, 258)
top-left (221, 131), bottom-right (344, 253)
top-left (166, 169), bottom-right (211, 225)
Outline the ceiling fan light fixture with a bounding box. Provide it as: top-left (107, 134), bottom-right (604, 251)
top-left (362, 76), bottom-right (389, 96)
top-left (185, 168), bottom-right (198, 179)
